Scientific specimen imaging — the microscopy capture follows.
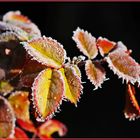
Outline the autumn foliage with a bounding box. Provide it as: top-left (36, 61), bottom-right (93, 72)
top-left (0, 10), bottom-right (140, 138)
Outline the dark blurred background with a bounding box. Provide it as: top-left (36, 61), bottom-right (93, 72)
top-left (0, 2), bottom-right (140, 138)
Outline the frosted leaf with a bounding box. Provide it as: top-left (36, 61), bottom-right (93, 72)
top-left (8, 91), bottom-right (30, 122)
top-left (21, 36), bottom-right (66, 69)
top-left (0, 96), bottom-right (15, 138)
top-left (124, 83), bottom-right (140, 121)
top-left (32, 68), bottom-right (64, 121)
top-left (3, 11), bottom-right (41, 37)
top-left (59, 64), bottom-right (83, 105)
top-left (38, 119), bottom-right (67, 138)
top-left (0, 21), bottom-right (28, 41)
top-left (106, 49), bottom-right (140, 85)
top-left (85, 60), bottom-right (107, 90)
top-left (72, 27), bottom-right (98, 59)
top-left (97, 37), bottom-right (116, 56)
top-left (115, 41), bottom-right (128, 52)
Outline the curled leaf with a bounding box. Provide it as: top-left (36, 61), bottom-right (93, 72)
top-left (3, 11), bottom-right (41, 37)
top-left (72, 27), bottom-right (98, 59)
top-left (124, 83), bottom-right (140, 121)
top-left (0, 21), bottom-right (28, 41)
top-left (16, 119), bottom-right (36, 133)
top-left (106, 46), bottom-right (140, 85)
top-left (32, 68), bottom-right (64, 121)
top-left (38, 120), bottom-right (67, 138)
top-left (0, 96), bottom-right (15, 138)
top-left (8, 91), bottom-right (30, 121)
top-left (97, 37), bottom-right (116, 56)
top-left (85, 60), bottom-right (107, 90)
top-left (59, 64), bottom-right (83, 105)
top-left (21, 36), bottom-right (66, 68)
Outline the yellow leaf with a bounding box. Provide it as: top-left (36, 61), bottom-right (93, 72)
top-left (32, 68), bottom-right (64, 121)
top-left (21, 36), bottom-right (66, 69)
top-left (59, 65), bottom-right (83, 105)
top-left (72, 27), bottom-right (98, 59)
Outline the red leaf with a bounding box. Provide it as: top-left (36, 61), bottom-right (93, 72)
top-left (97, 37), bottom-right (116, 56)
top-left (14, 127), bottom-right (29, 139)
top-left (17, 119), bottom-right (37, 133)
top-left (124, 83), bottom-right (140, 121)
top-left (38, 120), bottom-right (67, 137)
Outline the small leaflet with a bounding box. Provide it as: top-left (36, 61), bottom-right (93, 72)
top-left (124, 83), bottom-right (140, 121)
top-left (59, 64), bottom-right (83, 105)
top-left (38, 119), bottom-right (67, 138)
top-left (21, 36), bottom-right (66, 69)
top-left (0, 96), bottom-right (15, 138)
top-left (72, 27), bottom-right (98, 59)
top-left (32, 68), bottom-right (64, 121)
top-left (97, 37), bottom-right (116, 56)
top-left (85, 60), bottom-right (106, 90)
top-left (106, 47), bottom-right (140, 85)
